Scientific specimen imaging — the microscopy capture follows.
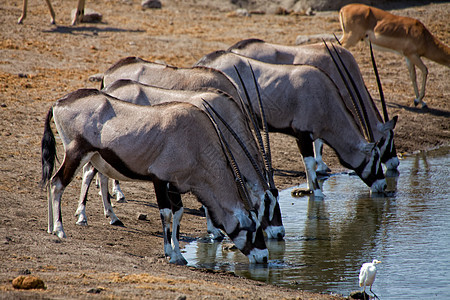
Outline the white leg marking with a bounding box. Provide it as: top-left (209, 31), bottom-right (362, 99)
top-left (50, 179), bottom-right (66, 238)
top-left (111, 179), bottom-right (126, 203)
top-left (75, 163), bottom-right (96, 226)
top-left (160, 208), bottom-right (173, 257)
top-left (314, 139), bottom-right (330, 173)
top-left (204, 206), bottom-right (224, 239)
top-left (98, 173), bottom-right (121, 225)
top-left (304, 156), bottom-right (324, 198)
top-left (169, 207), bottom-right (187, 265)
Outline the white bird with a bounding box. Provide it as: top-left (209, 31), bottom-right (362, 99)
top-left (359, 259), bottom-right (381, 299)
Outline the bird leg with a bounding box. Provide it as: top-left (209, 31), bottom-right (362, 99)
top-left (370, 286), bottom-right (380, 299)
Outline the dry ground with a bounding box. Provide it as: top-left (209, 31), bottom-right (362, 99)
top-left (0, 0), bottom-right (449, 299)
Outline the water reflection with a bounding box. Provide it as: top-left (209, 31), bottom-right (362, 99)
top-left (183, 148), bottom-right (450, 298)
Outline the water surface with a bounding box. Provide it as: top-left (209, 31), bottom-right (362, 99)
top-left (183, 148), bottom-right (450, 298)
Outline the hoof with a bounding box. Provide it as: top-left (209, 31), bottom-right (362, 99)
top-left (111, 219), bottom-right (125, 227)
top-left (213, 232), bottom-right (225, 242)
top-left (55, 231), bottom-right (66, 239)
top-left (170, 256), bottom-right (188, 265)
top-left (116, 197), bottom-right (127, 203)
top-left (76, 220), bottom-right (88, 226)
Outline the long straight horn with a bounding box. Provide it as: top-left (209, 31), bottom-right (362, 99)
top-left (247, 62), bottom-right (275, 189)
top-left (202, 100), bottom-right (269, 190)
top-left (330, 42), bottom-right (374, 142)
top-left (202, 103), bottom-right (253, 212)
top-left (233, 66), bottom-right (269, 166)
top-left (323, 40), bottom-right (374, 142)
top-left (370, 42), bottom-right (389, 122)
top-left (333, 33), bottom-right (342, 46)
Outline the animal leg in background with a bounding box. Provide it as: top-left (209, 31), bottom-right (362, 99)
top-left (154, 179), bottom-right (187, 265)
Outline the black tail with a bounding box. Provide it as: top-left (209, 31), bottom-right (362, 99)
top-left (40, 107), bottom-right (57, 188)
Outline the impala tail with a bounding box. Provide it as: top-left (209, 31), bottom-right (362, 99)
top-left (40, 107), bottom-right (57, 188)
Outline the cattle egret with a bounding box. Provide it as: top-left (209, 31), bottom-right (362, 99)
top-left (359, 259), bottom-right (381, 299)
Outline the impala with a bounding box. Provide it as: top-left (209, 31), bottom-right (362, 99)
top-left (339, 3), bottom-right (450, 108)
top-left (18, 0), bottom-right (86, 25)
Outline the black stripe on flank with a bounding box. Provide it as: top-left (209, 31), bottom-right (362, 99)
top-left (77, 136), bottom-right (155, 182)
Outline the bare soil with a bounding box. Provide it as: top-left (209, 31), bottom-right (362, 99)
top-left (0, 1), bottom-right (448, 299)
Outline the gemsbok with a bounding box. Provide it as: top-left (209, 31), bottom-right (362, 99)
top-left (18, 0), bottom-right (86, 25)
top-left (75, 79), bottom-right (284, 247)
top-left (339, 3), bottom-right (450, 108)
top-left (41, 89), bottom-right (270, 264)
top-left (99, 57), bottom-right (285, 235)
top-left (228, 38), bottom-right (399, 175)
top-left (194, 51), bottom-right (387, 197)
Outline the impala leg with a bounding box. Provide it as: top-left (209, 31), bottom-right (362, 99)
top-left (111, 179), bottom-right (126, 203)
top-left (18, 0), bottom-right (27, 24)
top-left (98, 173), bottom-right (123, 226)
top-left (75, 162), bottom-right (97, 226)
top-left (43, 0), bottom-right (56, 24)
top-left (313, 139), bottom-right (331, 175)
top-left (167, 184), bottom-right (187, 265)
top-left (406, 56), bottom-right (428, 108)
top-left (71, 0), bottom-right (86, 25)
top-left (408, 55), bottom-right (428, 108)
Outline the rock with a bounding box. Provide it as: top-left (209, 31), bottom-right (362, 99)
top-left (295, 33), bottom-right (336, 45)
top-left (12, 275), bottom-right (46, 290)
top-left (235, 8), bottom-right (251, 17)
top-left (72, 8), bottom-right (103, 23)
top-left (87, 287), bottom-right (105, 294)
top-left (350, 290), bottom-right (370, 299)
top-left (89, 73), bottom-right (104, 82)
top-left (137, 213), bottom-right (148, 220)
top-left (142, 0), bottom-right (162, 9)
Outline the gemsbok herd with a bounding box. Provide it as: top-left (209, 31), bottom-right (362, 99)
top-left (38, 3), bottom-right (449, 265)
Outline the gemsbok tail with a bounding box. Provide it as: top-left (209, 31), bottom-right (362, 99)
top-left (40, 107), bottom-right (57, 188)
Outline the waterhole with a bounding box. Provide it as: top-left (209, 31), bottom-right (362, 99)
top-left (182, 147), bottom-right (449, 298)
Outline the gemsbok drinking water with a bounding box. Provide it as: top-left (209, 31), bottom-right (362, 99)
top-left (194, 51), bottom-right (387, 197)
top-left (228, 38), bottom-right (399, 176)
top-left (41, 89), bottom-right (270, 264)
top-left (76, 79), bottom-right (284, 248)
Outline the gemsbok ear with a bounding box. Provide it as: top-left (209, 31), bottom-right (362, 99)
top-left (381, 116), bottom-right (398, 132)
top-left (360, 142), bottom-right (376, 154)
top-left (235, 211), bottom-right (256, 232)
